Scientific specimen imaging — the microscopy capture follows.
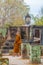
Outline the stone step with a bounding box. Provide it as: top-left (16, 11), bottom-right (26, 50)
top-left (2, 49), bottom-right (9, 53)
top-left (2, 46), bottom-right (13, 49)
top-left (2, 47), bottom-right (9, 49)
top-left (6, 40), bottom-right (14, 44)
top-left (1, 40), bottom-right (14, 54)
top-left (2, 53), bottom-right (9, 55)
top-left (4, 44), bottom-right (13, 47)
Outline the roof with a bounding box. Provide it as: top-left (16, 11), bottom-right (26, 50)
top-left (32, 25), bottom-right (43, 29)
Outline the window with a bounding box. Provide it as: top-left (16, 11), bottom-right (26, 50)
top-left (34, 29), bottom-right (40, 38)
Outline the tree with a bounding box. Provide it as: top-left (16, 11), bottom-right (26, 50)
top-left (33, 16), bottom-right (43, 25)
top-left (33, 7), bottom-right (43, 26)
top-left (0, 0), bottom-right (30, 27)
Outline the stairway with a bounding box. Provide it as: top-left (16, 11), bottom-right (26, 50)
top-left (1, 40), bottom-right (14, 54)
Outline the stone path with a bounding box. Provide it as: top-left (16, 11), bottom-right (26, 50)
top-left (2, 56), bottom-right (43, 65)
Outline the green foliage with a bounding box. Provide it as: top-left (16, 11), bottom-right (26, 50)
top-left (33, 16), bottom-right (43, 26)
top-left (30, 45), bottom-right (41, 63)
top-left (0, 28), bottom-right (7, 37)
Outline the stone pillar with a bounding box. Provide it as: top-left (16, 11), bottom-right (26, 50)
top-left (26, 27), bottom-right (30, 41)
top-left (21, 43), bottom-right (30, 59)
top-left (26, 27), bottom-right (29, 41)
top-left (7, 29), bottom-right (11, 40)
